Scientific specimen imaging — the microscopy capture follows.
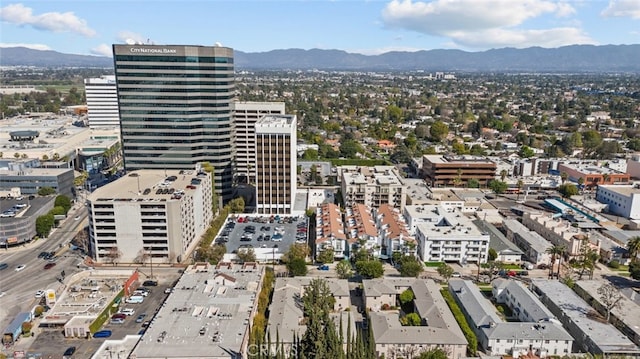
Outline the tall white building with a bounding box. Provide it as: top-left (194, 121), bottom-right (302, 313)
top-left (255, 115), bottom-right (297, 214)
top-left (87, 169), bottom-right (212, 264)
top-left (84, 75), bottom-right (119, 128)
top-left (233, 102), bottom-right (285, 184)
top-left (596, 185), bottom-right (640, 220)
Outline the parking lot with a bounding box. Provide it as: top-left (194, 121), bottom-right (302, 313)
top-left (216, 215), bottom-right (309, 258)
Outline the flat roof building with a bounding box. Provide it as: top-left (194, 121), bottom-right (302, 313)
top-left (596, 185), bottom-right (640, 220)
top-left (502, 218), bottom-right (552, 265)
top-left (112, 44), bottom-right (235, 202)
top-left (558, 163), bottom-right (630, 188)
top-left (87, 169), bottom-right (212, 264)
top-left (84, 75), bottom-right (119, 129)
top-left (531, 279), bottom-right (640, 356)
top-left (254, 115), bottom-right (297, 214)
top-left (340, 165), bottom-right (406, 209)
top-left (131, 262), bottom-right (263, 359)
top-left (421, 155), bottom-right (496, 187)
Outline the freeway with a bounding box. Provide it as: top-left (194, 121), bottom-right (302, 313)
top-left (0, 204), bottom-right (89, 330)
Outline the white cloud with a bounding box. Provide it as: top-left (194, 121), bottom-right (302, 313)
top-left (380, 0), bottom-right (589, 48)
top-left (116, 31), bottom-right (147, 45)
top-left (601, 0), bottom-right (640, 19)
top-left (0, 42), bottom-right (51, 50)
top-left (0, 3), bottom-right (95, 37)
top-left (91, 44), bottom-right (112, 57)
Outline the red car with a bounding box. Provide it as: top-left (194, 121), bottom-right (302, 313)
top-left (44, 262), bottom-right (56, 270)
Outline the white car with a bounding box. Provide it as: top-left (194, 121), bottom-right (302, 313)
top-left (15, 264), bottom-right (26, 272)
top-left (0, 292), bottom-right (6, 298)
top-left (35, 290), bottom-right (45, 298)
top-left (120, 308), bottom-right (135, 316)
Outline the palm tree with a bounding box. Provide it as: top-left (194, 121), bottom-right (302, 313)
top-left (555, 245), bottom-right (567, 279)
top-left (546, 245), bottom-right (565, 279)
top-left (560, 172), bottom-right (568, 184)
top-left (500, 169), bottom-right (507, 182)
top-left (516, 179), bottom-right (524, 201)
top-left (602, 173), bottom-right (610, 185)
top-left (627, 236), bottom-right (640, 264)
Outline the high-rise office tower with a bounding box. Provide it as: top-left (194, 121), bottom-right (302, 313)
top-left (233, 101), bottom-right (285, 184)
top-left (112, 44), bottom-right (235, 202)
top-left (255, 115), bottom-right (297, 214)
top-left (84, 75), bottom-right (119, 128)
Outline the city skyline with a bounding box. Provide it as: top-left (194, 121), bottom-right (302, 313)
top-left (1, 0), bottom-right (639, 57)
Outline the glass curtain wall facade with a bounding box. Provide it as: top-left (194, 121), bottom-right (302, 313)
top-left (112, 44), bottom-right (235, 201)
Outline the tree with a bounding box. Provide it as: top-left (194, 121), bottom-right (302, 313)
top-left (481, 261), bottom-right (505, 282)
top-left (106, 246), bottom-right (122, 266)
top-left (597, 283), bottom-right (623, 321)
top-left (398, 256), bottom-right (424, 278)
top-left (519, 145), bottom-right (535, 158)
top-left (414, 348), bottom-right (449, 359)
top-left (335, 260), bottom-right (353, 279)
top-left (467, 178), bottom-right (480, 188)
top-left (37, 186), bottom-right (56, 196)
top-left (317, 248), bottom-right (335, 264)
top-left (355, 260), bottom-right (384, 278)
top-left (576, 239), bottom-right (599, 280)
top-left (558, 183), bottom-right (579, 198)
top-left (437, 263), bottom-right (454, 281)
top-left (54, 195), bottom-right (72, 214)
top-left (36, 214), bottom-right (55, 237)
top-left (516, 179), bottom-right (524, 201)
top-left (135, 248), bottom-right (150, 264)
top-left (429, 121), bottom-right (449, 142)
top-left (300, 279), bottom-right (341, 359)
top-left (488, 180), bottom-right (508, 194)
top-left (281, 242), bottom-right (310, 263)
top-left (500, 169), bottom-right (508, 182)
top-left (626, 236), bottom-right (640, 264)
top-left (228, 197), bottom-right (245, 213)
top-left (237, 248), bottom-right (257, 263)
top-left (488, 248), bottom-right (498, 261)
top-left (546, 245), bottom-right (566, 279)
top-left (400, 312), bottom-right (421, 326)
top-left (630, 262), bottom-right (640, 280)
top-left (399, 289), bottom-right (415, 306)
top-left (287, 258), bottom-right (308, 276)
top-left (560, 171), bottom-right (568, 184)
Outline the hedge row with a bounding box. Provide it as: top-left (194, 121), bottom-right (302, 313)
top-left (89, 289), bottom-right (124, 333)
top-left (440, 289), bottom-right (478, 356)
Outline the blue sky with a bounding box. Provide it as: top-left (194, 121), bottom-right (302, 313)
top-left (1, 0), bottom-right (639, 57)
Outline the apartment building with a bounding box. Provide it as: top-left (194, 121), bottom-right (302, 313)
top-left (596, 185), bottom-right (640, 220)
top-left (531, 279), bottom-right (640, 356)
top-left (473, 219), bottom-right (523, 263)
top-left (521, 212), bottom-right (600, 257)
top-left (364, 278), bottom-right (467, 359)
top-left (87, 169), bottom-right (212, 264)
top-left (374, 204), bottom-right (415, 258)
top-left (414, 209), bottom-right (490, 264)
top-left (84, 75), bottom-right (119, 128)
top-left (421, 155), bottom-right (496, 187)
top-left (112, 44), bottom-right (235, 202)
top-left (315, 203), bottom-right (348, 259)
top-left (345, 203), bottom-right (379, 257)
top-left (233, 101), bottom-right (286, 184)
top-left (502, 218), bottom-right (552, 265)
top-left (340, 166), bottom-right (406, 209)
top-left (254, 115), bottom-right (297, 214)
top-left (449, 279), bottom-right (573, 357)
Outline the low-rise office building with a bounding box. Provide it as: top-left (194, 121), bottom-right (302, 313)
top-left (364, 278), bottom-right (467, 359)
top-left (87, 169), bottom-right (212, 264)
top-left (414, 209), bottom-right (490, 264)
top-left (531, 279), bottom-right (640, 356)
top-left (449, 279), bottom-right (573, 357)
top-left (0, 165), bottom-right (74, 197)
top-left (421, 155), bottom-right (496, 187)
top-left (131, 262), bottom-right (263, 359)
top-left (558, 163), bottom-right (630, 188)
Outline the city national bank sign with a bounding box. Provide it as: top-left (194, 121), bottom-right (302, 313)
top-left (129, 47), bottom-right (177, 54)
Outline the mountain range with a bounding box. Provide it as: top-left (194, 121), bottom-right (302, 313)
top-left (1, 44), bottom-right (639, 72)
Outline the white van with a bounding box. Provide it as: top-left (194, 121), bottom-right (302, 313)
top-left (125, 296), bottom-right (144, 304)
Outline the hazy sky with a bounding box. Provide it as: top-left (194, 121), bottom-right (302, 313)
top-left (1, 0), bottom-right (639, 57)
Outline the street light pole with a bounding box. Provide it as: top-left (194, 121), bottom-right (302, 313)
top-left (148, 247), bottom-right (153, 279)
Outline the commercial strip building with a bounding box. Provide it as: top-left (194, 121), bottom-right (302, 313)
top-left (132, 262), bottom-right (263, 359)
top-left (596, 185), bottom-right (640, 220)
top-left (414, 207), bottom-right (490, 264)
top-left (421, 155), bottom-right (496, 188)
top-left (363, 278), bottom-right (467, 359)
top-left (572, 280), bottom-right (640, 347)
top-left (84, 75), bottom-right (119, 129)
top-left (558, 162), bottom-right (630, 188)
top-left (87, 169), bottom-right (212, 264)
top-left (112, 44), bottom-right (235, 202)
top-left (233, 101), bottom-right (286, 184)
top-left (531, 279), bottom-right (640, 356)
top-left (266, 277), bottom-right (353, 353)
top-left (501, 218), bottom-right (552, 266)
top-left (340, 166), bottom-right (406, 209)
top-left (254, 115), bottom-right (297, 214)
top-left (448, 279), bottom-right (573, 357)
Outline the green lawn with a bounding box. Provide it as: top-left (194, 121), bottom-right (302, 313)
top-left (502, 263), bottom-right (522, 270)
top-left (425, 261), bottom-right (444, 267)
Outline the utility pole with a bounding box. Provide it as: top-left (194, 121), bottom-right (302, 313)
top-left (148, 247), bottom-right (153, 279)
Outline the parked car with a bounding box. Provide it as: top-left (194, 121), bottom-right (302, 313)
top-left (135, 313), bottom-right (147, 323)
top-left (112, 313), bottom-right (126, 320)
top-left (15, 264), bottom-right (26, 272)
top-left (318, 265), bottom-right (329, 271)
top-left (93, 330), bottom-right (112, 338)
top-left (35, 290), bottom-right (45, 298)
top-left (110, 318), bottom-right (125, 324)
top-left (63, 346), bottom-right (76, 358)
top-left (44, 262), bottom-right (57, 270)
top-left (143, 280), bottom-right (158, 287)
top-left (120, 308), bottom-right (135, 316)
top-left (0, 263), bottom-right (8, 270)
top-left (451, 272), bottom-right (461, 278)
